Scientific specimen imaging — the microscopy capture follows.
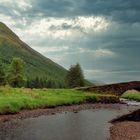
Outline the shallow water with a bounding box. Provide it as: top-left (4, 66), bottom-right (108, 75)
top-left (0, 105), bottom-right (139, 140)
top-left (120, 98), bottom-right (140, 106)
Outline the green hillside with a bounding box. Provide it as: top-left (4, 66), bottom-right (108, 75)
top-left (0, 22), bottom-right (67, 86)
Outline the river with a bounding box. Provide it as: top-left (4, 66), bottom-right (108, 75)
top-left (0, 104), bottom-right (139, 140)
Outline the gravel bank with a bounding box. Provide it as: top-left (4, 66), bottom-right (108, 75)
top-left (109, 121), bottom-right (140, 140)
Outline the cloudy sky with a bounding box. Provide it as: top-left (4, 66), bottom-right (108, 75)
top-left (0, 0), bottom-right (140, 83)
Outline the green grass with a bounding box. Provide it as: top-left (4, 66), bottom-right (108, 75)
top-left (0, 86), bottom-right (118, 114)
top-left (122, 92), bottom-right (140, 101)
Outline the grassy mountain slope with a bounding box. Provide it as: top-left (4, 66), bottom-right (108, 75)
top-left (0, 22), bottom-right (67, 85)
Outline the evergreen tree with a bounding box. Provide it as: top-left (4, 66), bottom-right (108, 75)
top-left (47, 80), bottom-right (53, 88)
top-left (34, 77), bottom-right (40, 88)
top-left (66, 63), bottom-right (85, 88)
top-left (0, 60), bottom-right (6, 85)
top-left (7, 58), bottom-right (26, 87)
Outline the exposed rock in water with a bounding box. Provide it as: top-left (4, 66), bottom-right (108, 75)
top-left (111, 109), bottom-right (140, 122)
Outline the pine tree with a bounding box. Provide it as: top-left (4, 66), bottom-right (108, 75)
top-left (0, 60), bottom-right (6, 85)
top-left (34, 77), bottom-right (40, 88)
top-left (47, 80), bottom-right (53, 88)
top-left (66, 63), bottom-right (85, 88)
top-left (7, 58), bottom-right (26, 87)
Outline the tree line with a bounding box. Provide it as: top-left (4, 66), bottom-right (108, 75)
top-left (0, 57), bottom-right (85, 88)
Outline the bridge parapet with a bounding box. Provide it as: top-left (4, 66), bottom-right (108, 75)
top-left (82, 81), bottom-right (140, 96)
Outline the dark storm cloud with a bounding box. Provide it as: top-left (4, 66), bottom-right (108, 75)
top-left (81, 0), bottom-right (140, 23)
top-left (28, 0), bottom-right (82, 17)
top-left (1, 0), bottom-right (140, 27)
top-left (1, 0), bottom-right (140, 24)
top-left (27, 0), bottom-right (140, 23)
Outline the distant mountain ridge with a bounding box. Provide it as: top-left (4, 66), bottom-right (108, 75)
top-left (88, 80), bottom-right (106, 86)
top-left (0, 22), bottom-right (67, 86)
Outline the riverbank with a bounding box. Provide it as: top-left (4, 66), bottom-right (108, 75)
top-left (0, 87), bottom-right (119, 115)
top-left (0, 104), bottom-right (120, 122)
top-left (109, 109), bottom-right (140, 140)
top-left (109, 121), bottom-right (140, 140)
top-left (1, 103), bottom-right (139, 122)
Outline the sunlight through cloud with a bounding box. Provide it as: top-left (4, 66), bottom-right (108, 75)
top-left (24, 16), bottom-right (110, 39)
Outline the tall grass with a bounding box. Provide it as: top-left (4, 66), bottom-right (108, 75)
top-left (0, 86), bottom-right (117, 114)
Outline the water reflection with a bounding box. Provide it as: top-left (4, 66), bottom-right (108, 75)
top-left (120, 98), bottom-right (140, 106)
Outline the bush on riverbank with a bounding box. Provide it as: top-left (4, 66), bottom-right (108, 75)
top-left (121, 90), bottom-right (140, 101)
top-left (0, 87), bottom-right (119, 114)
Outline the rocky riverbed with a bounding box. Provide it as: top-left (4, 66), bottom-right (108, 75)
top-left (109, 121), bottom-right (140, 140)
top-left (0, 103), bottom-right (139, 140)
top-left (109, 108), bottom-right (140, 140)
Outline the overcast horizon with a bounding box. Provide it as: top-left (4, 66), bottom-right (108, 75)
top-left (0, 0), bottom-right (140, 83)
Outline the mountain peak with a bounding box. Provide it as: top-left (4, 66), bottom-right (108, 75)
top-left (0, 22), bottom-right (20, 42)
top-left (0, 22), bottom-right (7, 27)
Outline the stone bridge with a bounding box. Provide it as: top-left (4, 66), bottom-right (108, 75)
top-left (81, 81), bottom-right (140, 96)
